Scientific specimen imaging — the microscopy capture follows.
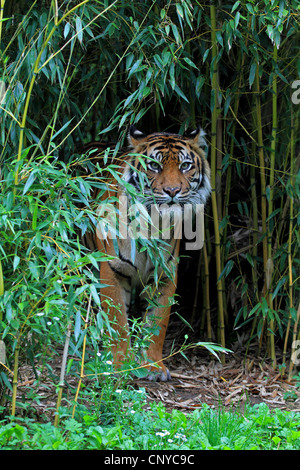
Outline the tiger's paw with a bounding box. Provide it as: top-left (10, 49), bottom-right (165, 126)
top-left (146, 368), bottom-right (171, 382)
top-left (142, 362), bottom-right (171, 382)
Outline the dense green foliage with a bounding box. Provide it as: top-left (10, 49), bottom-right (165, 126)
top-left (1, 397), bottom-right (300, 450)
top-left (0, 0), bottom-right (299, 440)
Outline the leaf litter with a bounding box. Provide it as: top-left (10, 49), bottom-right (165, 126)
top-left (10, 331), bottom-right (300, 419)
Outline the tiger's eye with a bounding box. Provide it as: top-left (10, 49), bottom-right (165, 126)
top-left (180, 162), bottom-right (192, 171)
top-left (148, 161), bottom-right (161, 171)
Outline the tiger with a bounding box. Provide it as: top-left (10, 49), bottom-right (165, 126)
top-left (92, 125), bottom-right (211, 381)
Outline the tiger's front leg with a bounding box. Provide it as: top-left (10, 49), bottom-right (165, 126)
top-left (141, 270), bottom-right (178, 382)
top-left (100, 259), bottom-right (133, 369)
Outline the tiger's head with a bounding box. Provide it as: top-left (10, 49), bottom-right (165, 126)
top-left (123, 126), bottom-right (211, 211)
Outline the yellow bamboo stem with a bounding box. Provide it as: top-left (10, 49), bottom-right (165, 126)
top-left (14, 0), bottom-right (90, 187)
top-left (283, 111), bottom-right (296, 373)
top-left (11, 342), bottom-right (20, 417)
top-left (210, 2), bottom-right (225, 359)
top-left (0, 259), bottom-right (3, 323)
top-left (289, 303), bottom-right (300, 381)
top-left (267, 45), bottom-right (278, 366)
top-left (72, 294), bottom-right (92, 419)
top-left (0, 0), bottom-right (5, 42)
top-left (254, 62), bottom-right (268, 351)
top-left (54, 322), bottom-right (72, 427)
top-left (203, 243), bottom-right (212, 341)
top-left (191, 251), bottom-right (203, 325)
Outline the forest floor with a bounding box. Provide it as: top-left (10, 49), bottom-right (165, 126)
top-left (138, 350), bottom-right (300, 414)
top-left (137, 320), bottom-right (300, 414)
top-left (15, 350), bottom-right (300, 422)
top-left (14, 320), bottom-right (300, 420)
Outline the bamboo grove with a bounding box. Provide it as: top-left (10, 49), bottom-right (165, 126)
top-left (0, 0), bottom-right (299, 415)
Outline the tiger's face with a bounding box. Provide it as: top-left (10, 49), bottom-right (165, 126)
top-left (123, 126), bottom-right (211, 211)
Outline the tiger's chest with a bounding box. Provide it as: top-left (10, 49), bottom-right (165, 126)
top-left (109, 239), bottom-right (154, 286)
top-left (107, 234), bottom-right (177, 290)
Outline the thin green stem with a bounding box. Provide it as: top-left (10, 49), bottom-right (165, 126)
top-left (14, 0), bottom-right (90, 186)
top-left (11, 342), bottom-right (20, 417)
top-left (267, 45), bottom-right (278, 366)
top-left (210, 1), bottom-right (225, 359)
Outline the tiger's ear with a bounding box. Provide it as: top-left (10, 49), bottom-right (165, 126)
top-left (185, 126), bottom-right (207, 149)
top-left (128, 125), bottom-right (147, 147)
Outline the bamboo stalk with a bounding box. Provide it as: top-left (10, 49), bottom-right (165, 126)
top-left (289, 303), bottom-right (300, 381)
top-left (250, 140), bottom-right (259, 296)
top-left (11, 342), bottom-right (20, 417)
top-left (72, 294), bottom-right (92, 419)
top-left (216, 119), bottom-right (222, 218)
top-left (254, 66), bottom-right (268, 274)
top-left (191, 251), bottom-right (203, 325)
top-left (54, 322), bottom-right (72, 427)
top-left (283, 111), bottom-right (296, 372)
top-left (0, 259), bottom-right (3, 298)
top-left (245, 138), bottom-right (260, 360)
top-left (216, 119), bottom-right (227, 326)
top-left (203, 242), bottom-right (212, 341)
top-left (0, 0), bottom-right (5, 42)
top-left (0, 259), bottom-right (3, 326)
top-left (14, 0), bottom-right (90, 187)
top-left (210, 2), bottom-right (225, 359)
top-left (266, 45), bottom-right (278, 366)
top-left (222, 46), bottom-right (246, 265)
top-left (253, 61), bottom-right (268, 352)
top-left (186, 31), bottom-right (196, 129)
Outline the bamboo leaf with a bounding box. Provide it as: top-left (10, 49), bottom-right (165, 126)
top-left (235, 11), bottom-right (240, 28)
top-left (218, 260), bottom-right (234, 281)
top-left (13, 256), bottom-right (20, 272)
top-left (50, 118), bottom-right (75, 141)
top-left (231, 1), bottom-right (240, 12)
top-left (23, 171), bottom-right (36, 195)
top-left (183, 57), bottom-right (198, 69)
top-left (249, 62), bottom-right (256, 88)
top-left (174, 84), bottom-right (189, 102)
top-left (74, 309), bottom-right (81, 341)
top-left (272, 276), bottom-right (287, 300)
top-left (75, 16), bottom-right (83, 43)
top-left (128, 58), bottom-right (143, 79)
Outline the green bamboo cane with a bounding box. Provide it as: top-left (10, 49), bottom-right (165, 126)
top-left (191, 251), bottom-right (203, 326)
top-left (72, 294), bottom-right (92, 420)
top-left (245, 136), bottom-right (260, 360)
top-left (14, 0), bottom-right (89, 187)
top-left (217, 119), bottom-right (227, 326)
top-left (54, 322), bottom-right (72, 427)
top-left (220, 48), bottom-right (245, 329)
top-left (254, 66), bottom-right (268, 272)
top-left (0, 259), bottom-right (3, 326)
top-left (0, 0), bottom-right (5, 234)
top-left (11, 342), bottom-right (20, 417)
top-left (250, 139), bottom-right (259, 295)
top-left (283, 111), bottom-right (296, 372)
top-left (253, 62), bottom-right (268, 351)
top-left (266, 45), bottom-right (278, 366)
top-left (210, 2), bottom-right (225, 358)
top-left (0, 259), bottom-right (3, 298)
top-left (203, 242), bottom-right (212, 341)
top-left (0, 0), bottom-right (5, 41)
top-left (10, 286), bottom-right (51, 417)
top-left (289, 303), bottom-right (300, 381)
top-left (222, 48), bottom-right (244, 235)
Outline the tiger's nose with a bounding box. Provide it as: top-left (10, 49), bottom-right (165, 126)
top-left (163, 186), bottom-right (181, 198)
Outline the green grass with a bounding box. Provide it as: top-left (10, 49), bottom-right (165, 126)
top-left (1, 388), bottom-right (299, 450)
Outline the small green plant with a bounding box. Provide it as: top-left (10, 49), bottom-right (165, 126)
top-left (283, 372), bottom-right (300, 402)
top-left (194, 403), bottom-right (254, 449)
